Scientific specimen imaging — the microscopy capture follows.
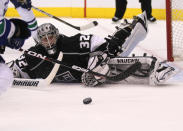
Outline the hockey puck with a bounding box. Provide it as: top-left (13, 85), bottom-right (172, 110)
top-left (83, 97), bottom-right (92, 104)
top-left (93, 21), bottom-right (98, 26)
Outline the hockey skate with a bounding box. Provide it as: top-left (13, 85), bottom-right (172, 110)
top-left (112, 17), bottom-right (121, 23)
top-left (147, 15), bottom-right (157, 23)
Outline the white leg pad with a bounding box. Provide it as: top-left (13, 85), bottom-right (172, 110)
top-left (120, 22), bottom-right (148, 57)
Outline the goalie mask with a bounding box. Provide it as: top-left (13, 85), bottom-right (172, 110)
top-left (37, 23), bottom-right (59, 55)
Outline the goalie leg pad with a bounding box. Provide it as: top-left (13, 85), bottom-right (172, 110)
top-left (109, 55), bottom-right (156, 77)
top-left (108, 55), bottom-right (178, 86)
top-left (108, 55), bottom-right (163, 85)
top-left (120, 12), bottom-right (148, 57)
top-left (107, 12), bottom-right (147, 57)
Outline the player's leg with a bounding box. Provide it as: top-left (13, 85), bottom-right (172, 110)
top-left (139, 0), bottom-right (156, 22)
top-left (10, 0), bottom-right (38, 40)
top-left (112, 0), bottom-right (128, 22)
top-left (16, 7), bottom-right (38, 40)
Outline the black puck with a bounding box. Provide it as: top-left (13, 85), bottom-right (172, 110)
top-left (93, 21), bottom-right (98, 26)
top-left (83, 97), bottom-right (92, 104)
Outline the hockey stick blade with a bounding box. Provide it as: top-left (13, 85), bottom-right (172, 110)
top-left (107, 62), bottom-right (142, 81)
top-left (13, 78), bottom-right (46, 87)
top-left (32, 5), bottom-right (98, 31)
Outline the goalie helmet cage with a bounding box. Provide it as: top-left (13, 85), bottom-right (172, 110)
top-left (166, 0), bottom-right (183, 61)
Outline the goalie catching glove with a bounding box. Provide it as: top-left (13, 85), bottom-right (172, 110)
top-left (81, 52), bottom-right (110, 87)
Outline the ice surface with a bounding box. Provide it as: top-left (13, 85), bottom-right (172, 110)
top-left (0, 18), bottom-right (183, 131)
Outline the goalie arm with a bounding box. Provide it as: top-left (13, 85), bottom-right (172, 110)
top-left (9, 52), bottom-right (63, 87)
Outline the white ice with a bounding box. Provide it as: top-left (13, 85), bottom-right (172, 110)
top-left (0, 18), bottom-right (183, 131)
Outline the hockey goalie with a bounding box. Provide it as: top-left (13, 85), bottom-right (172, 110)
top-left (7, 12), bottom-right (177, 87)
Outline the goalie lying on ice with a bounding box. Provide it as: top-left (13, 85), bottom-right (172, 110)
top-left (7, 12), bottom-right (177, 87)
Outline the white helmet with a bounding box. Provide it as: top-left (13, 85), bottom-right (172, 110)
top-left (37, 23), bottom-right (59, 55)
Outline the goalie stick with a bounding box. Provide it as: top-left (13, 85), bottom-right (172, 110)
top-left (13, 52), bottom-right (63, 87)
top-left (19, 49), bottom-right (141, 82)
top-left (32, 5), bottom-right (98, 31)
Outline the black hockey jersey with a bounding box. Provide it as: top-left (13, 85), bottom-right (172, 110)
top-left (15, 33), bottom-right (94, 83)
